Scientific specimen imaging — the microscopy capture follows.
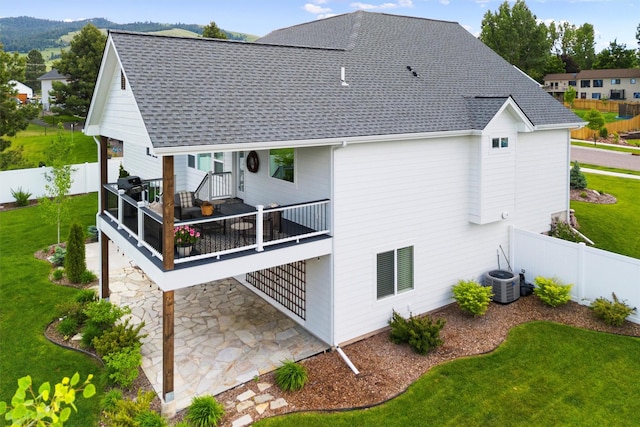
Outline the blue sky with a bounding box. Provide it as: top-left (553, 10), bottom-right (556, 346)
top-left (4, 0), bottom-right (638, 52)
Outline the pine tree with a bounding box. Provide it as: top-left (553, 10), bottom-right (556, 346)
top-left (570, 161), bottom-right (587, 190)
top-left (65, 223), bottom-right (86, 284)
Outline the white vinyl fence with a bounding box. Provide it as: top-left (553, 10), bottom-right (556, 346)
top-left (511, 226), bottom-right (640, 324)
top-left (0, 159), bottom-right (121, 204)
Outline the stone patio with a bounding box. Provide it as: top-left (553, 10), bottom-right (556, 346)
top-left (87, 242), bottom-right (329, 411)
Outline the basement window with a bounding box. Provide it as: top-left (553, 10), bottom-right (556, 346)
top-left (377, 246), bottom-right (414, 299)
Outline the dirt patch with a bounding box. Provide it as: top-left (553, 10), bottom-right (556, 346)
top-left (570, 188), bottom-right (616, 204)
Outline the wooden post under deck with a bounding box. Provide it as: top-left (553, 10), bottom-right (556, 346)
top-left (162, 156), bottom-right (175, 404)
top-left (162, 156), bottom-right (175, 270)
top-left (99, 136), bottom-right (110, 299)
top-left (163, 290), bottom-right (175, 402)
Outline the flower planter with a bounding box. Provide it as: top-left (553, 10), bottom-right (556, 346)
top-left (177, 245), bottom-right (193, 257)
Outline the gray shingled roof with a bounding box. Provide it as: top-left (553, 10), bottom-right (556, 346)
top-left (37, 68), bottom-right (67, 80)
top-left (108, 11), bottom-right (580, 149)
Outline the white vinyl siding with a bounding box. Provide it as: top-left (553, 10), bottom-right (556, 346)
top-left (331, 125), bottom-right (570, 344)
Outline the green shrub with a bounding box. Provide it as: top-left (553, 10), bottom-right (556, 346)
top-left (599, 127), bottom-right (608, 138)
top-left (11, 187), bottom-right (32, 206)
top-left (52, 267), bottom-right (64, 281)
top-left (102, 389), bottom-right (156, 427)
top-left (81, 323), bottom-right (104, 348)
top-left (93, 318), bottom-right (147, 357)
top-left (590, 293), bottom-right (636, 326)
top-left (56, 317), bottom-right (79, 337)
top-left (103, 347), bottom-right (142, 389)
top-left (75, 289), bottom-right (98, 304)
top-left (65, 223), bottom-right (86, 283)
top-left (134, 410), bottom-right (168, 427)
top-left (549, 219), bottom-right (584, 243)
top-left (79, 269), bottom-right (97, 284)
top-left (185, 395), bottom-right (226, 427)
top-left (172, 422), bottom-right (190, 427)
top-left (533, 276), bottom-right (573, 307)
top-left (55, 300), bottom-right (87, 324)
top-left (84, 300), bottom-right (130, 332)
top-left (50, 245), bottom-right (66, 266)
top-left (452, 279), bottom-right (493, 316)
top-left (100, 388), bottom-right (123, 412)
top-left (570, 161), bottom-right (587, 190)
top-left (274, 360), bottom-right (308, 392)
top-left (389, 310), bottom-right (445, 355)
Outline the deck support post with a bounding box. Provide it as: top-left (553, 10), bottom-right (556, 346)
top-left (162, 290), bottom-right (175, 411)
top-left (161, 156), bottom-right (176, 416)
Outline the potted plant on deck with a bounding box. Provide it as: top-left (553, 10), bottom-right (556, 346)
top-left (174, 225), bottom-right (201, 257)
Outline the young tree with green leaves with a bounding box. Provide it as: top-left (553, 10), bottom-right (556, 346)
top-left (564, 86), bottom-right (577, 108)
top-left (480, 0), bottom-right (551, 82)
top-left (50, 24), bottom-right (106, 117)
top-left (202, 21), bottom-right (228, 39)
top-left (39, 123), bottom-right (75, 243)
top-left (583, 109), bottom-right (605, 145)
top-left (0, 373), bottom-right (95, 426)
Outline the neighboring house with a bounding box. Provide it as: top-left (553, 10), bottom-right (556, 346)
top-left (37, 68), bottom-right (68, 110)
top-left (85, 11), bottom-right (582, 413)
top-left (9, 80), bottom-right (33, 103)
top-left (544, 69), bottom-right (640, 101)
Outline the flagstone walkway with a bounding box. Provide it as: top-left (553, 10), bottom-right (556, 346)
top-left (87, 242), bottom-right (329, 413)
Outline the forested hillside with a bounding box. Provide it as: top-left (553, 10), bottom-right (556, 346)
top-left (0, 16), bottom-right (254, 52)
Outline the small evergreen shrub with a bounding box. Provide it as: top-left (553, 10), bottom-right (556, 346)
top-left (274, 360), bottom-right (309, 392)
top-left (533, 276), bottom-right (573, 307)
top-left (84, 300), bottom-right (130, 332)
top-left (100, 388), bottom-right (123, 412)
top-left (599, 127), bottom-right (608, 139)
top-left (52, 268), bottom-right (64, 281)
top-left (590, 293), bottom-right (636, 326)
top-left (103, 346), bottom-right (142, 389)
top-left (56, 317), bottom-right (79, 337)
top-left (11, 187), bottom-right (32, 206)
top-left (93, 318), bottom-right (147, 357)
top-left (81, 324), bottom-right (104, 348)
top-left (75, 289), bottom-right (98, 304)
top-left (79, 269), bottom-right (97, 284)
top-left (102, 389), bottom-right (156, 426)
top-left (185, 395), bottom-right (226, 427)
top-left (134, 410), bottom-right (168, 427)
top-left (50, 246), bottom-right (66, 266)
top-left (65, 223), bottom-right (86, 283)
top-left (569, 161), bottom-right (587, 190)
top-left (389, 310), bottom-right (445, 355)
top-left (452, 279), bottom-right (493, 316)
top-left (55, 301), bottom-right (87, 324)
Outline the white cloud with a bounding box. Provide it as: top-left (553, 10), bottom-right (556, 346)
top-left (303, 3), bottom-right (332, 14)
top-left (440, 0), bottom-right (450, 5)
top-left (350, 0), bottom-right (413, 11)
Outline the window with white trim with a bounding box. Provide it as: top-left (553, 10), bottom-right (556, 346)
top-left (376, 246), bottom-right (414, 299)
top-left (270, 148), bottom-right (294, 183)
top-left (611, 79), bottom-right (621, 85)
top-left (492, 137), bottom-right (509, 149)
top-left (188, 153), bottom-right (224, 172)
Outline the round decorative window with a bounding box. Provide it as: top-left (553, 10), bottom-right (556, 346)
top-left (247, 151), bottom-right (259, 173)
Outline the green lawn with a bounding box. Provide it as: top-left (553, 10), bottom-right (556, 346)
top-left (0, 194), bottom-right (103, 427)
top-left (2, 122), bottom-right (97, 170)
top-left (256, 322), bottom-right (640, 427)
top-left (572, 109), bottom-right (621, 123)
top-left (571, 173), bottom-right (640, 259)
top-left (572, 140), bottom-right (640, 152)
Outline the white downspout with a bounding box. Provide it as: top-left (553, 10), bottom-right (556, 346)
top-left (330, 140), bottom-right (360, 376)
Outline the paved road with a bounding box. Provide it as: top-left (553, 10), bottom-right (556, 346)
top-left (571, 145), bottom-right (640, 172)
